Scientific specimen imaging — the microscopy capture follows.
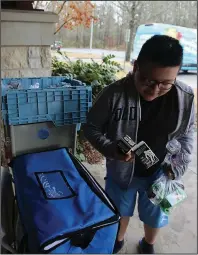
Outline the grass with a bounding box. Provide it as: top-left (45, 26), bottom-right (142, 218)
top-left (116, 70), bottom-right (127, 79)
top-left (65, 52), bottom-right (102, 59)
top-left (51, 50), bottom-right (101, 59)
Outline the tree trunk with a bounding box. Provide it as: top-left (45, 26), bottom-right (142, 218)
top-left (120, 22), bottom-right (125, 46)
top-left (125, 2), bottom-right (136, 61)
top-left (116, 23), bottom-right (120, 48)
top-left (125, 21), bottom-right (135, 61)
top-left (80, 25), bottom-right (84, 48)
top-left (76, 27), bottom-right (80, 48)
top-left (175, 1), bottom-right (180, 26)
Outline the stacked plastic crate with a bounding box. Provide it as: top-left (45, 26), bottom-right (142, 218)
top-left (1, 76), bottom-right (92, 156)
top-left (2, 76), bottom-right (92, 126)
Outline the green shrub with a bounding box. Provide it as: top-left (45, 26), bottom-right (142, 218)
top-left (52, 52), bottom-right (122, 99)
top-left (52, 52), bottom-right (122, 162)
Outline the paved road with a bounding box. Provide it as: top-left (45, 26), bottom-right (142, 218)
top-left (177, 73), bottom-right (197, 88)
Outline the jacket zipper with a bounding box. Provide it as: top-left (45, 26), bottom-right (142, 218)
top-left (128, 93), bottom-right (141, 188)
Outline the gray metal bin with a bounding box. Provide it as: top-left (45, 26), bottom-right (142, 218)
top-left (10, 122), bottom-right (77, 157)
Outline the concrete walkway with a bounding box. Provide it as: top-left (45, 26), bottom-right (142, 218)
top-left (83, 131), bottom-right (197, 254)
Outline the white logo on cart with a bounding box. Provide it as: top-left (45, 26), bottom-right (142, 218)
top-left (144, 150), bottom-right (156, 164)
top-left (39, 173), bottom-right (63, 198)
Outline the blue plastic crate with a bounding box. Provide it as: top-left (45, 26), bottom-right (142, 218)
top-left (2, 77), bottom-right (92, 127)
top-left (1, 76), bottom-right (86, 96)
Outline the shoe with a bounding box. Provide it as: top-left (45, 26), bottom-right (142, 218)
top-left (138, 238), bottom-right (155, 254)
top-left (113, 239), bottom-right (124, 254)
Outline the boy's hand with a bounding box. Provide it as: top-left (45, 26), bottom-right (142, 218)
top-left (167, 170), bottom-right (175, 180)
top-left (115, 150), bottom-right (135, 162)
top-left (163, 163), bottom-right (175, 180)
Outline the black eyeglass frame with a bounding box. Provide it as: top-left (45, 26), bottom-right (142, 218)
top-left (137, 66), bottom-right (176, 91)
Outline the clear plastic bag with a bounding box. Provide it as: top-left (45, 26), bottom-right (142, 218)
top-left (147, 174), bottom-right (187, 215)
top-left (147, 138), bottom-right (187, 214)
top-left (30, 82), bottom-right (40, 89)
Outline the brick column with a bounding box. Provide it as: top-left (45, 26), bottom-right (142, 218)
top-left (1, 9), bottom-right (58, 166)
top-left (1, 9), bottom-right (58, 78)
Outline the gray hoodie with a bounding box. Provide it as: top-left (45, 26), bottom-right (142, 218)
top-left (83, 73), bottom-right (195, 189)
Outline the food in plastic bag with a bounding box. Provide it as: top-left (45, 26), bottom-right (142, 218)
top-left (30, 82), bottom-right (40, 89)
top-left (147, 138), bottom-right (187, 214)
top-left (147, 174), bottom-right (187, 215)
top-left (7, 80), bottom-right (22, 90)
top-left (48, 82), bottom-right (72, 88)
top-left (147, 176), bottom-right (166, 205)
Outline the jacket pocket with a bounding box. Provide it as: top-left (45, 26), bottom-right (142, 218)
top-left (106, 160), bottom-right (132, 187)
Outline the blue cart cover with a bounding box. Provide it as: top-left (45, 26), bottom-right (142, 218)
top-left (12, 148), bottom-right (120, 253)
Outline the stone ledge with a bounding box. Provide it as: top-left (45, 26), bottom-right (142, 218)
top-left (1, 68), bottom-right (51, 78)
top-left (1, 10), bottom-right (58, 46)
top-left (1, 9), bottom-right (58, 23)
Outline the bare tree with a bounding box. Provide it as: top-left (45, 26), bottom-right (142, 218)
top-left (115, 1), bottom-right (172, 61)
top-left (115, 1), bottom-right (197, 61)
top-left (43, 1), bottom-right (197, 50)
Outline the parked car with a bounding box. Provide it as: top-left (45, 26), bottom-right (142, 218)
top-left (51, 41), bottom-right (63, 51)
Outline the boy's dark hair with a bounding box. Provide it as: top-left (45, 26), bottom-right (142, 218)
top-left (137, 35), bottom-right (183, 67)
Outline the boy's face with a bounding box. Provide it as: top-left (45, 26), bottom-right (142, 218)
top-left (133, 60), bottom-right (180, 101)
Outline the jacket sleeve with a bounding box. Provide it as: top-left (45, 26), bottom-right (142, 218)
top-left (83, 85), bottom-right (117, 159)
top-left (172, 101), bottom-right (196, 179)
